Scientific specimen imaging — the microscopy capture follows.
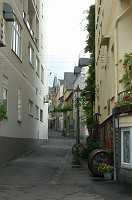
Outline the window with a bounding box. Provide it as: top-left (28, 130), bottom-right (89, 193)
top-left (121, 128), bottom-right (132, 166)
top-left (11, 20), bottom-right (21, 58)
top-left (18, 88), bottom-right (22, 122)
top-left (3, 75), bottom-right (8, 115)
top-left (36, 56), bottom-right (40, 76)
top-left (41, 65), bottom-right (44, 83)
top-left (28, 100), bottom-right (33, 116)
top-left (35, 105), bottom-right (39, 119)
top-left (29, 44), bottom-right (34, 66)
top-left (40, 109), bottom-right (43, 122)
top-left (41, 34), bottom-right (43, 48)
top-left (42, 3), bottom-right (43, 18)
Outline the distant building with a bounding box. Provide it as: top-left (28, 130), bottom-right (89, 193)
top-left (74, 59), bottom-right (90, 139)
top-left (63, 72), bottom-right (76, 137)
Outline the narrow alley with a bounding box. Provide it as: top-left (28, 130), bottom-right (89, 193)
top-left (0, 130), bottom-right (131, 200)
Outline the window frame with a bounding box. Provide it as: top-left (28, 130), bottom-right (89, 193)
top-left (11, 19), bottom-right (22, 59)
top-left (18, 88), bottom-right (22, 122)
top-left (41, 65), bottom-right (44, 83)
top-left (29, 44), bottom-right (34, 67)
top-left (121, 127), bottom-right (132, 167)
top-left (40, 109), bottom-right (43, 122)
top-left (36, 56), bottom-right (40, 77)
top-left (3, 75), bottom-right (8, 116)
top-left (28, 100), bottom-right (34, 117)
top-left (35, 105), bottom-right (39, 119)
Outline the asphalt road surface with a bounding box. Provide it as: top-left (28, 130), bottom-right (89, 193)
top-left (0, 130), bottom-right (131, 200)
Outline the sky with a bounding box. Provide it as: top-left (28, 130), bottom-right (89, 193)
top-left (47, 0), bottom-right (95, 86)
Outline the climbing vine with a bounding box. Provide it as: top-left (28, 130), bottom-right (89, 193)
top-left (117, 52), bottom-right (132, 90)
top-left (81, 4), bottom-right (95, 135)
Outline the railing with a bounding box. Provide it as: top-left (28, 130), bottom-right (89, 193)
top-left (118, 89), bottom-right (132, 102)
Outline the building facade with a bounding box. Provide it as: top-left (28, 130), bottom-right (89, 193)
top-left (74, 65), bottom-right (89, 140)
top-left (95, 0), bottom-right (132, 184)
top-left (0, 0), bottom-right (48, 162)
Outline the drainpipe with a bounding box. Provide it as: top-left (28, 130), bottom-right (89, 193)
top-left (114, 0), bottom-right (132, 181)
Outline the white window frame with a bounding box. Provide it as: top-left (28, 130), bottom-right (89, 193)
top-left (18, 88), bottom-right (22, 122)
top-left (3, 75), bottom-right (8, 116)
top-left (121, 127), bottom-right (132, 167)
top-left (41, 34), bottom-right (43, 48)
top-left (41, 65), bottom-right (44, 83)
top-left (40, 109), bottom-right (43, 122)
top-left (36, 56), bottom-right (40, 76)
top-left (29, 44), bottom-right (34, 66)
top-left (35, 105), bottom-right (39, 119)
top-left (28, 100), bottom-right (33, 116)
top-left (11, 20), bottom-right (21, 58)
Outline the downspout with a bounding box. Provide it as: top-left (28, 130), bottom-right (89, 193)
top-left (114, 0), bottom-right (132, 181)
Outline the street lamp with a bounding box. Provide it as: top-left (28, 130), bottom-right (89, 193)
top-left (74, 85), bottom-right (81, 145)
top-left (72, 85), bottom-right (84, 166)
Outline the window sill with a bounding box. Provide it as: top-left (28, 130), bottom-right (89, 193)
top-left (28, 114), bottom-right (33, 117)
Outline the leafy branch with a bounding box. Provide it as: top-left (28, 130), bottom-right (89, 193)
top-left (0, 101), bottom-right (7, 121)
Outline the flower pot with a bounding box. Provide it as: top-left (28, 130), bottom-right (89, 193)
top-left (114, 104), bottom-right (132, 115)
top-left (104, 172), bottom-right (113, 180)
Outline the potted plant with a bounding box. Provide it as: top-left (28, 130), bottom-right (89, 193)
top-left (71, 155), bottom-right (82, 168)
top-left (98, 163), bottom-right (114, 179)
top-left (123, 92), bottom-right (131, 101)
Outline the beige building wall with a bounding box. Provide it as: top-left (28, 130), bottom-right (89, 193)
top-left (95, 0), bottom-right (132, 124)
top-left (0, 0), bottom-right (48, 162)
top-left (95, 0), bottom-right (132, 185)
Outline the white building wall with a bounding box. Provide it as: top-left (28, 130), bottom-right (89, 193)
top-left (0, 0), bottom-right (48, 162)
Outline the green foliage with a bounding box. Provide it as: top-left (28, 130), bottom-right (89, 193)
top-left (71, 155), bottom-right (82, 166)
top-left (50, 105), bottom-right (73, 113)
top-left (85, 137), bottom-right (101, 157)
top-left (0, 101), bottom-right (6, 121)
top-left (117, 52), bottom-right (132, 89)
top-left (105, 148), bottom-right (113, 156)
top-left (0, 162), bottom-right (6, 168)
top-left (81, 5), bottom-right (95, 134)
top-left (98, 163), bottom-right (114, 175)
top-left (84, 5), bottom-right (95, 54)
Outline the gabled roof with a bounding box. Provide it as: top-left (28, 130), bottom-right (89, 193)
top-left (64, 72), bottom-right (76, 90)
top-left (74, 66), bottom-right (81, 75)
top-left (58, 79), bottom-right (64, 86)
top-left (78, 58), bottom-right (90, 67)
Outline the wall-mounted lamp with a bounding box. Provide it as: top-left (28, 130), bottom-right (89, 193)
top-left (3, 3), bottom-right (14, 22)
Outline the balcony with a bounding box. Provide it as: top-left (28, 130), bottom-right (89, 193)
top-left (114, 90), bottom-right (132, 115)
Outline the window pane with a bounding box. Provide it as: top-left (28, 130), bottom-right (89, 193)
top-left (18, 88), bottom-right (22, 122)
top-left (40, 109), bottom-right (43, 121)
top-left (123, 131), bottom-right (130, 164)
top-left (11, 20), bottom-right (21, 58)
top-left (28, 100), bottom-right (33, 116)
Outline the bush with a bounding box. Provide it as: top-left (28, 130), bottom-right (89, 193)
top-left (71, 155), bottom-right (82, 166)
top-left (85, 137), bottom-right (101, 157)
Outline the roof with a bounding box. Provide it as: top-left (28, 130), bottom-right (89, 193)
top-left (74, 66), bottom-right (81, 75)
top-left (64, 72), bottom-right (76, 90)
top-left (78, 58), bottom-right (90, 67)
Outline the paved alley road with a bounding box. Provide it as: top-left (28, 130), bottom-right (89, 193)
top-left (0, 130), bottom-right (131, 200)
